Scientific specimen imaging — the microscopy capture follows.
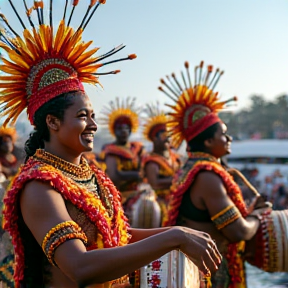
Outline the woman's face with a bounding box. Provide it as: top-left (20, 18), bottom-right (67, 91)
top-left (154, 130), bottom-right (170, 150)
top-left (208, 122), bottom-right (232, 158)
top-left (57, 93), bottom-right (97, 155)
top-left (0, 135), bottom-right (13, 154)
top-left (114, 123), bottom-right (131, 145)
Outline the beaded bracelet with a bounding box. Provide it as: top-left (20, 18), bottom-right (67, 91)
top-left (211, 205), bottom-right (241, 230)
top-left (41, 220), bottom-right (88, 266)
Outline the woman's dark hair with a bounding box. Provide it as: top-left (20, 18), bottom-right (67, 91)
top-left (21, 91), bottom-right (79, 287)
top-left (187, 122), bottom-right (220, 152)
top-left (24, 91), bottom-right (78, 162)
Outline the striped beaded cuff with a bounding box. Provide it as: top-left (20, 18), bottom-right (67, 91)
top-left (41, 220), bottom-right (88, 266)
top-left (211, 205), bottom-right (241, 230)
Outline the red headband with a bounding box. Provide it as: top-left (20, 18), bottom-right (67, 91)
top-left (184, 113), bottom-right (221, 142)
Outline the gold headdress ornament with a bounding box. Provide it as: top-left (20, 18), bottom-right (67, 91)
top-left (142, 102), bottom-right (168, 141)
top-left (158, 61), bottom-right (237, 148)
top-left (0, 125), bottom-right (17, 143)
top-left (0, 0), bottom-right (136, 126)
top-left (99, 97), bottom-right (140, 137)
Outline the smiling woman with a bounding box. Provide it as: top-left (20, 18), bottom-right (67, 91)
top-left (0, 1), bottom-right (221, 288)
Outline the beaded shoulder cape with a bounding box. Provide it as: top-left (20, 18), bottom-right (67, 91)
top-left (141, 150), bottom-right (180, 177)
top-left (103, 141), bottom-right (143, 160)
top-left (164, 152), bottom-right (248, 287)
top-left (164, 152), bottom-right (248, 226)
top-left (3, 150), bottom-right (130, 286)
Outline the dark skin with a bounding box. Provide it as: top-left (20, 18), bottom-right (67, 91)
top-left (105, 123), bottom-right (141, 190)
top-left (145, 130), bottom-right (176, 190)
top-left (20, 93), bottom-right (222, 288)
top-left (0, 135), bottom-right (20, 177)
top-left (184, 122), bottom-right (271, 255)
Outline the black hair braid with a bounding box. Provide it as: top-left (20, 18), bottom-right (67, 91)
top-left (187, 122), bottom-right (220, 152)
top-left (24, 92), bottom-right (76, 162)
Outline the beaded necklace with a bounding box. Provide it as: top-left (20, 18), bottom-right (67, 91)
top-left (188, 151), bottom-right (218, 163)
top-left (33, 149), bottom-right (114, 217)
top-left (3, 151), bottom-right (131, 285)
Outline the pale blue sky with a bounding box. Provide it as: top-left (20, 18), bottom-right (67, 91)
top-left (1, 0), bottom-right (288, 119)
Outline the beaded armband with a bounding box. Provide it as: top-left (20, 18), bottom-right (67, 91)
top-left (211, 205), bottom-right (241, 230)
top-left (41, 220), bottom-right (88, 266)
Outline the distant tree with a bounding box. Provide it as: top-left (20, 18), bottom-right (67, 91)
top-left (220, 94), bottom-right (288, 140)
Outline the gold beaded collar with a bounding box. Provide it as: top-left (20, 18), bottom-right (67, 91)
top-left (188, 152), bottom-right (219, 163)
top-left (33, 149), bottom-right (114, 218)
top-left (33, 149), bottom-right (94, 182)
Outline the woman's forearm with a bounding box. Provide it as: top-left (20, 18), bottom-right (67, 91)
top-left (150, 177), bottom-right (173, 190)
top-left (63, 228), bottom-right (181, 287)
top-left (117, 170), bottom-right (140, 181)
top-left (129, 227), bottom-right (172, 243)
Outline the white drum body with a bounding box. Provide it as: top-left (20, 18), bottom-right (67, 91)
top-left (140, 250), bottom-right (200, 288)
top-left (131, 183), bottom-right (162, 228)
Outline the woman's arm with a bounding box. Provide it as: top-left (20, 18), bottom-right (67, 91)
top-left (21, 180), bottom-right (221, 287)
top-left (128, 227), bottom-right (172, 243)
top-left (191, 171), bottom-right (261, 243)
top-left (145, 162), bottom-right (173, 190)
top-left (105, 155), bottom-right (140, 187)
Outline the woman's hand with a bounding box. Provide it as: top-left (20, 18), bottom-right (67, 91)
top-left (173, 226), bottom-right (222, 276)
top-left (247, 194), bottom-right (272, 214)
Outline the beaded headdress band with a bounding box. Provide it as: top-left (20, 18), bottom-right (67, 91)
top-left (158, 61), bottom-right (237, 148)
top-left (0, 0), bottom-right (136, 126)
top-left (99, 97), bottom-right (140, 137)
top-left (142, 102), bottom-right (167, 141)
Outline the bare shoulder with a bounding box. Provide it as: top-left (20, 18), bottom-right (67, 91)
top-left (196, 171), bottom-right (223, 185)
top-left (21, 180), bottom-right (64, 210)
top-left (193, 171), bottom-right (227, 197)
top-left (20, 180), bottom-right (71, 244)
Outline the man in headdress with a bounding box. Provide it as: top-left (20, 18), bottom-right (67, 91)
top-left (100, 97), bottom-right (144, 221)
top-left (141, 103), bottom-right (181, 226)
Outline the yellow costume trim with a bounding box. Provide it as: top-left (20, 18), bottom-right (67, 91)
top-left (42, 220), bottom-right (88, 266)
top-left (211, 205), bottom-right (241, 230)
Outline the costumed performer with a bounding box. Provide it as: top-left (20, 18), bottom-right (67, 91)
top-left (160, 61), bottom-right (270, 288)
top-left (0, 126), bottom-right (21, 288)
top-left (141, 102), bottom-right (181, 226)
top-left (0, 3), bottom-right (221, 288)
top-left (0, 126), bottom-right (23, 179)
top-left (99, 97), bottom-right (145, 224)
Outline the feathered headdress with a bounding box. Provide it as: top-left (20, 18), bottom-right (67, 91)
top-left (0, 0), bottom-right (136, 126)
top-left (0, 125), bottom-right (17, 143)
top-left (158, 61), bottom-right (237, 148)
top-left (142, 102), bottom-right (167, 141)
top-left (99, 97), bottom-right (140, 136)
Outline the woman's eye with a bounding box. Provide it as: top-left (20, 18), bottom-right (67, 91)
top-left (78, 114), bottom-right (87, 118)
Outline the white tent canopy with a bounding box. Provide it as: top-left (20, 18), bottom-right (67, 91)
top-left (228, 139), bottom-right (288, 159)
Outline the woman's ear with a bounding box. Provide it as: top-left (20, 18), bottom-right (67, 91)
top-left (204, 138), bottom-right (214, 148)
top-left (46, 115), bottom-right (60, 131)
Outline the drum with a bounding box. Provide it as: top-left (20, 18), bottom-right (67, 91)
top-left (245, 210), bottom-right (288, 272)
top-left (139, 250), bottom-right (200, 288)
top-left (130, 183), bottom-right (162, 228)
